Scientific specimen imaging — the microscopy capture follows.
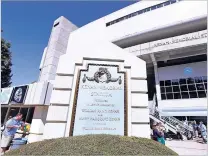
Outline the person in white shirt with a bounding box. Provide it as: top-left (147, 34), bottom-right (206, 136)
top-left (199, 121), bottom-right (207, 143)
top-left (163, 122), bottom-right (172, 140)
top-left (176, 123), bottom-right (183, 141)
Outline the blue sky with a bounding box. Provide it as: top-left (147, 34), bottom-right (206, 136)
top-left (2, 1), bottom-right (135, 86)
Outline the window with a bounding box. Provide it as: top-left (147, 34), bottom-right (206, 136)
top-left (8, 107), bottom-right (20, 118)
top-left (198, 91), bottom-right (206, 98)
top-left (202, 76), bottom-right (207, 82)
top-left (138, 10), bottom-right (144, 14)
top-left (187, 78), bottom-right (195, 84)
top-left (164, 1), bottom-right (171, 6)
top-left (180, 85), bottom-right (188, 92)
top-left (106, 23), bottom-right (110, 26)
top-left (179, 79), bottom-right (186, 85)
top-left (151, 5), bottom-right (157, 10)
top-left (160, 87), bottom-right (165, 93)
top-left (26, 107), bottom-right (35, 124)
top-left (1, 107), bottom-right (8, 125)
top-left (189, 92), bottom-right (198, 98)
top-left (144, 8), bottom-right (150, 13)
top-left (53, 22), bottom-right (59, 27)
top-left (195, 77), bottom-right (203, 83)
top-left (172, 79), bottom-right (179, 85)
top-left (156, 3), bottom-right (163, 8)
top-left (105, 0), bottom-right (181, 27)
top-left (160, 81), bottom-right (165, 86)
top-left (173, 86), bottom-right (180, 92)
top-left (123, 16), bottom-right (128, 20)
top-left (165, 86), bottom-right (172, 93)
top-left (188, 85), bottom-right (196, 91)
top-left (20, 108), bottom-right (29, 122)
top-left (181, 92), bottom-right (189, 99)
top-left (170, 0), bottom-right (177, 4)
top-left (160, 76), bottom-right (207, 100)
top-left (161, 94), bottom-right (166, 100)
top-left (166, 93), bottom-right (173, 99)
top-left (196, 84), bottom-right (205, 90)
top-left (131, 12), bottom-right (137, 17)
top-left (1, 107), bottom-right (35, 125)
top-left (174, 93), bottom-right (181, 99)
top-left (165, 80), bottom-right (171, 86)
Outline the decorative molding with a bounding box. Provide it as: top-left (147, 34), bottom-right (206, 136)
top-left (131, 122), bottom-right (150, 125)
top-left (57, 73), bottom-right (74, 77)
top-left (131, 91), bottom-right (147, 94)
top-left (131, 106), bottom-right (148, 109)
top-left (53, 88), bottom-right (72, 91)
top-left (51, 104), bottom-right (70, 106)
top-left (131, 77), bottom-right (146, 80)
top-left (28, 132), bottom-right (43, 135)
top-left (83, 57), bottom-right (124, 63)
top-left (46, 121), bottom-right (67, 123)
top-left (69, 63), bottom-right (128, 136)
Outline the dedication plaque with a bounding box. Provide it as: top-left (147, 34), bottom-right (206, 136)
top-left (70, 64), bottom-right (127, 136)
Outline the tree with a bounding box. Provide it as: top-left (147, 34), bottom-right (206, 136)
top-left (1, 36), bottom-right (12, 88)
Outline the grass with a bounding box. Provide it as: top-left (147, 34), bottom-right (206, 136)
top-left (6, 134), bottom-right (178, 155)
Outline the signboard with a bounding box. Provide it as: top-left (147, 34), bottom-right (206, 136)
top-left (9, 85), bottom-right (28, 104)
top-left (151, 32), bottom-right (207, 49)
top-left (0, 87), bottom-right (13, 104)
top-left (70, 64), bottom-right (127, 136)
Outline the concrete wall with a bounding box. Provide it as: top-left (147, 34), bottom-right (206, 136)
top-left (28, 106), bottom-right (49, 143)
top-left (43, 30), bottom-right (150, 139)
top-left (39, 16), bottom-right (78, 81)
top-left (124, 30), bottom-right (207, 56)
top-left (24, 81), bottom-right (52, 105)
top-left (104, 1), bottom-right (207, 41)
top-left (0, 82), bottom-right (52, 105)
top-left (157, 61), bottom-right (207, 116)
top-left (158, 61), bottom-right (207, 80)
top-left (158, 98), bottom-right (207, 116)
top-left (26, 1), bottom-right (207, 142)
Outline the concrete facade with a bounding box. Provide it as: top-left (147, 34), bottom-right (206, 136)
top-left (43, 38), bottom-right (149, 139)
top-left (1, 0), bottom-right (207, 143)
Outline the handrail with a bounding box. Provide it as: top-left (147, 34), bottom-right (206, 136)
top-left (150, 108), bottom-right (193, 133)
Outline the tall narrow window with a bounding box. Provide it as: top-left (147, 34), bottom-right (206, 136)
top-left (53, 22), bottom-right (59, 27)
top-left (1, 107), bottom-right (8, 125)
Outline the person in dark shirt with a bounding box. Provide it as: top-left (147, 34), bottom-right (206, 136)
top-left (152, 123), bottom-right (163, 142)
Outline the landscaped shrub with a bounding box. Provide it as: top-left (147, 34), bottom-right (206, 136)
top-left (6, 134), bottom-right (178, 155)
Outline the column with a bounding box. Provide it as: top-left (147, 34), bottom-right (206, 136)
top-left (27, 106), bottom-right (48, 143)
top-left (150, 54), bottom-right (161, 102)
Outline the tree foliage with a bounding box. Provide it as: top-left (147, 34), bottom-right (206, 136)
top-left (1, 38), bottom-right (12, 88)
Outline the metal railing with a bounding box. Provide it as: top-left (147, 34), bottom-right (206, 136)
top-left (150, 108), bottom-right (193, 134)
top-left (149, 94), bottom-right (193, 136)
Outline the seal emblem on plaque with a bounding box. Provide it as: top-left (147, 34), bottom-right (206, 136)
top-left (82, 67), bottom-right (122, 84)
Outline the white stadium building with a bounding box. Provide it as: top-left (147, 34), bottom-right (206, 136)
top-left (1, 0), bottom-right (207, 142)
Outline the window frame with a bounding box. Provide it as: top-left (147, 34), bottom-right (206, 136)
top-left (1, 106), bottom-right (35, 125)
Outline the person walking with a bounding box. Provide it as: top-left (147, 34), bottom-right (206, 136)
top-left (176, 123), bottom-right (183, 141)
top-left (1, 113), bottom-right (26, 154)
top-left (152, 123), bottom-right (159, 141)
top-left (152, 123), bottom-right (164, 144)
top-left (192, 120), bottom-right (198, 138)
top-left (199, 121), bottom-right (207, 144)
top-left (188, 123), bottom-right (194, 140)
top-left (158, 122), bottom-right (165, 145)
top-left (163, 122), bottom-right (172, 140)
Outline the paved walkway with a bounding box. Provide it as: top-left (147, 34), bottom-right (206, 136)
top-left (166, 139), bottom-right (207, 156)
